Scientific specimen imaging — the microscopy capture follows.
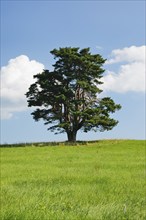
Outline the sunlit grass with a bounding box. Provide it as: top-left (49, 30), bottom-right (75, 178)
top-left (1, 140), bottom-right (145, 219)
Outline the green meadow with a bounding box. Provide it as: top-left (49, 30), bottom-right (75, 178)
top-left (0, 140), bottom-right (145, 220)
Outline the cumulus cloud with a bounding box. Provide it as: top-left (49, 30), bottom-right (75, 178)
top-left (1, 55), bottom-right (44, 119)
top-left (101, 45), bottom-right (145, 93)
top-left (1, 46), bottom-right (145, 120)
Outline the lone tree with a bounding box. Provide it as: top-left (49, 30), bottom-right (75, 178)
top-left (26, 47), bottom-right (121, 142)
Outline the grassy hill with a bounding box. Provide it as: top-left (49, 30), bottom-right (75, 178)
top-left (1, 140), bottom-right (145, 219)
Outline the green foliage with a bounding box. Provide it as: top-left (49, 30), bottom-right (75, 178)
top-left (1, 140), bottom-right (145, 220)
top-left (26, 47), bottom-right (121, 141)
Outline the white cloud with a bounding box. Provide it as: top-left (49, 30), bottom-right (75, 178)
top-left (1, 55), bottom-right (44, 119)
top-left (1, 46), bottom-right (145, 120)
top-left (101, 45), bottom-right (145, 93)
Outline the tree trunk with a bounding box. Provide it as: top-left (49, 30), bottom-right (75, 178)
top-left (67, 131), bottom-right (77, 142)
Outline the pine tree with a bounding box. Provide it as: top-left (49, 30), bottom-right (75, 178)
top-left (26, 47), bottom-right (121, 142)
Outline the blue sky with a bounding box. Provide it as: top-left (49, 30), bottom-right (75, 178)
top-left (1, 0), bottom-right (145, 143)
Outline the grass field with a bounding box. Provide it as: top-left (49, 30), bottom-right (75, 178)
top-left (0, 140), bottom-right (145, 220)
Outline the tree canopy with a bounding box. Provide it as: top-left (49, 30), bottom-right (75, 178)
top-left (26, 47), bottom-right (121, 142)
